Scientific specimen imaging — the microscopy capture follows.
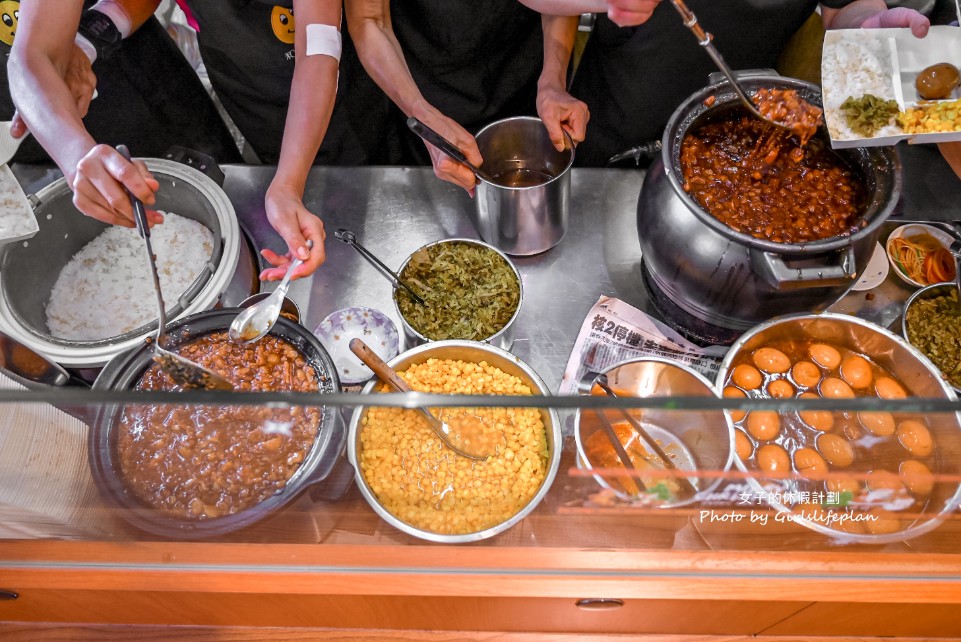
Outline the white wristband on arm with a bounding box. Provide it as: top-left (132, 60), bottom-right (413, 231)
top-left (74, 34), bottom-right (99, 63)
top-left (88, 0), bottom-right (133, 37)
top-left (305, 23), bottom-right (342, 61)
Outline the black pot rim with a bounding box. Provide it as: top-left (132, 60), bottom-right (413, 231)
top-left (88, 309), bottom-right (343, 539)
top-left (660, 74), bottom-right (902, 254)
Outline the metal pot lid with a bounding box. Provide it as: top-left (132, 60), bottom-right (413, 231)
top-left (0, 159), bottom-right (241, 368)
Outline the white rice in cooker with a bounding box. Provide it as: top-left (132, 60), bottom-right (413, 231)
top-left (822, 33), bottom-right (902, 140)
top-left (45, 213), bottom-right (214, 341)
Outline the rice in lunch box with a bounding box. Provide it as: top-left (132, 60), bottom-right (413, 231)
top-left (822, 34), bottom-right (901, 140)
top-left (45, 213), bottom-right (214, 341)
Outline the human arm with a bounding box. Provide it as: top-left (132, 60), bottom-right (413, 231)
top-left (536, 14), bottom-right (589, 151)
top-left (8, 0), bottom-right (161, 227)
top-left (821, 0), bottom-right (930, 37)
top-left (260, 0), bottom-right (341, 281)
top-left (345, 0), bottom-right (482, 194)
top-left (517, 0), bottom-right (661, 26)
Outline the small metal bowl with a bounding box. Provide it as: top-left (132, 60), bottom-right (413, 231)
top-left (239, 292), bottom-right (302, 325)
top-left (575, 358), bottom-right (735, 508)
top-left (347, 340), bottom-right (560, 543)
top-left (902, 282), bottom-right (961, 394)
top-left (392, 238), bottom-right (523, 352)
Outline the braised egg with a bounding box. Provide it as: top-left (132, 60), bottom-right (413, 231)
top-left (896, 419), bottom-right (933, 457)
top-left (746, 410), bottom-right (780, 440)
top-left (839, 355), bottom-right (872, 389)
top-left (820, 377), bottom-right (855, 399)
top-left (858, 411), bottom-right (896, 437)
top-left (899, 459), bottom-right (935, 496)
top-left (791, 360), bottom-right (821, 388)
top-left (723, 385), bottom-right (747, 423)
top-left (875, 376), bottom-right (907, 399)
top-left (732, 364), bottom-right (763, 390)
top-left (798, 391), bottom-right (834, 431)
top-left (810, 343), bottom-right (842, 370)
top-left (735, 429), bottom-right (754, 461)
top-left (794, 447), bottom-right (828, 475)
top-left (863, 508), bottom-right (901, 535)
top-left (767, 378), bottom-right (795, 399)
top-left (818, 433), bottom-right (855, 467)
top-left (753, 347), bottom-right (791, 374)
top-left (756, 443), bottom-right (791, 473)
top-left (866, 470), bottom-right (904, 494)
top-left (826, 476), bottom-right (860, 496)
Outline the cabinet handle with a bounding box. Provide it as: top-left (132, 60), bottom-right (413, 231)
top-left (0, 590), bottom-right (18, 601)
top-left (575, 598), bottom-right (624, 610)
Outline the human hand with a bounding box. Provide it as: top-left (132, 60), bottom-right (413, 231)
top-left (938, 142), bottom-right (961, 181)
top-left (537, 84), bottom-right (589, 151)
top-left (261, 185), bottom-right (327, 281)
top-left (859, 7), bottom-right (930, 38)
top-left (416, 110), bottom-right (484, 196)
top-left (70, 144), bottom-right (162, 228)
top-left (606, 0), bottom-right (662, 27)
top-left (11, 43), bottom-right (97, 139)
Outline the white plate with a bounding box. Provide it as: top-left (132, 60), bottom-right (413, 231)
top-left (314, 306), bottom-right (400, 385)
top-left (885, 222), bottom-right (956, 288)
top-left (852, 241), bottom-right (890, 291)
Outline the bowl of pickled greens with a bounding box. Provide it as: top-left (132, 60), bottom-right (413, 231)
top-left (393, 239), bottom-right (522, 350)
top-left (903, 283), bottom-right (961, 393)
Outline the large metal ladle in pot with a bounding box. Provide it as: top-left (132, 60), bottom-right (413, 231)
top-left (334, 228), bottom-right (427, 306)
top-left (116, 145), bottom-right (233, 391)
top-left (668, 0), bottom-right (820, 138)
top-left (349, 338), bottom-right (503, 460)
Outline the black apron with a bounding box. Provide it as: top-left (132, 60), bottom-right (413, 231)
top-left (1, 2), bottom-right (242, 164)
top-left (185, 0), bottom-right (393, 165)
top-left (388, 0), bottom-right (543, 164)
top-left (570, 0), bottom-right (854, 167)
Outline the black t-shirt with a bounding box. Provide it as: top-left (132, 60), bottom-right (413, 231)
top-left (0, 2), bottom-right (241, 164)
top-left (570, 0), bottom-right (856, 166)
top-left (388, 0), bottom-right (544, 164)
top-left (185, 0), bottom-right (393, 165)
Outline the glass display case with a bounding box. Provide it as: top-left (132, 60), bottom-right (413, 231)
top-left (1, 155), bottom-right (960, 637)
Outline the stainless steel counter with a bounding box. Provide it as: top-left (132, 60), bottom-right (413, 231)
top-left (12, 142), bottom-right (961, 393)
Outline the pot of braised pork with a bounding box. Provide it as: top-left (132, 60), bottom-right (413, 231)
top-left (636, 74), bottom-right (901, 344)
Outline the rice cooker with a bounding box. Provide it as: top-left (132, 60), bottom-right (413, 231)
top-left (0, 158), bottom-right (245, 368)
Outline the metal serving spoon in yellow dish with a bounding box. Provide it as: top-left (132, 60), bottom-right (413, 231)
top-left (349, 338), bottom-right (502, 460)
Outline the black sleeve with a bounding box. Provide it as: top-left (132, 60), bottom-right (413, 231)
top-left (819, 1), bottom-right (857, 8)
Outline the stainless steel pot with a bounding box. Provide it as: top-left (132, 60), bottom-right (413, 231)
top-left (89, 309), bottom-right (343, 539)
top-left (392, 238), bottom-right (523, 351)
top-left (0, 158), bottom-right (245, 367)
top-left (475, 116), bottom-right (573, 256)
top-left (347, 340), bottom-right (561, 543)
top-left (637, 74), bottom-right (902, 343)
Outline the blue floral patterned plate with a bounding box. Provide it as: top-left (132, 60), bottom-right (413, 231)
top-left (314, 306), bottom-right (400, 385)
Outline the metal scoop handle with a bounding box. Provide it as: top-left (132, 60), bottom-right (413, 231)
top-left (406, 117), bottom-right (494, 184)
top-left (334, 228), bottom-right (427, 306)
top-left (668, 0), bottom-right (767, 123)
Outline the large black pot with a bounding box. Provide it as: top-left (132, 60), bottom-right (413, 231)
top-left (90, 309), bottom-right (344, 539)
top-left (637, 73), bottom-right (901, 344)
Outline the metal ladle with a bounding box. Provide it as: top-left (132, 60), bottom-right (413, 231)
top-left (349, 338), bottom-right (501, 460)
top-left (116, 145), bottom-right (233, 391)
top-left (229, 239), bottom-right (312, 344)
top-left (668, 0), bottom-right (798, 133)
top-left (334, 228), bottom-right (427, 306)
top-left (406, 117), bottom-right (494, 184)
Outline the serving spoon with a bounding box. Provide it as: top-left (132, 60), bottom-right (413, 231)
top-left (229, 240), bottom-right (312, 344)
top-left (116, 145), bottom-right (233, 391)
top-left (349, 338), bottom-right (502, 460)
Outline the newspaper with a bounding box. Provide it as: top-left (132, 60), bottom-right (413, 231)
top-left (558, 296), bottom-right (729, 396)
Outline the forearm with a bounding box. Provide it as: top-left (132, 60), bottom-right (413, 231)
top-left (539, 14), bottom-right (578, 91)
top-left (821, 0), bottom-right (887, 29)
top-left (273, 57), bottom-right (338, 194)
top-left (345, 0), bottom-right (433, 119)
top-left (9, 2), bottom-right (96, 180)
